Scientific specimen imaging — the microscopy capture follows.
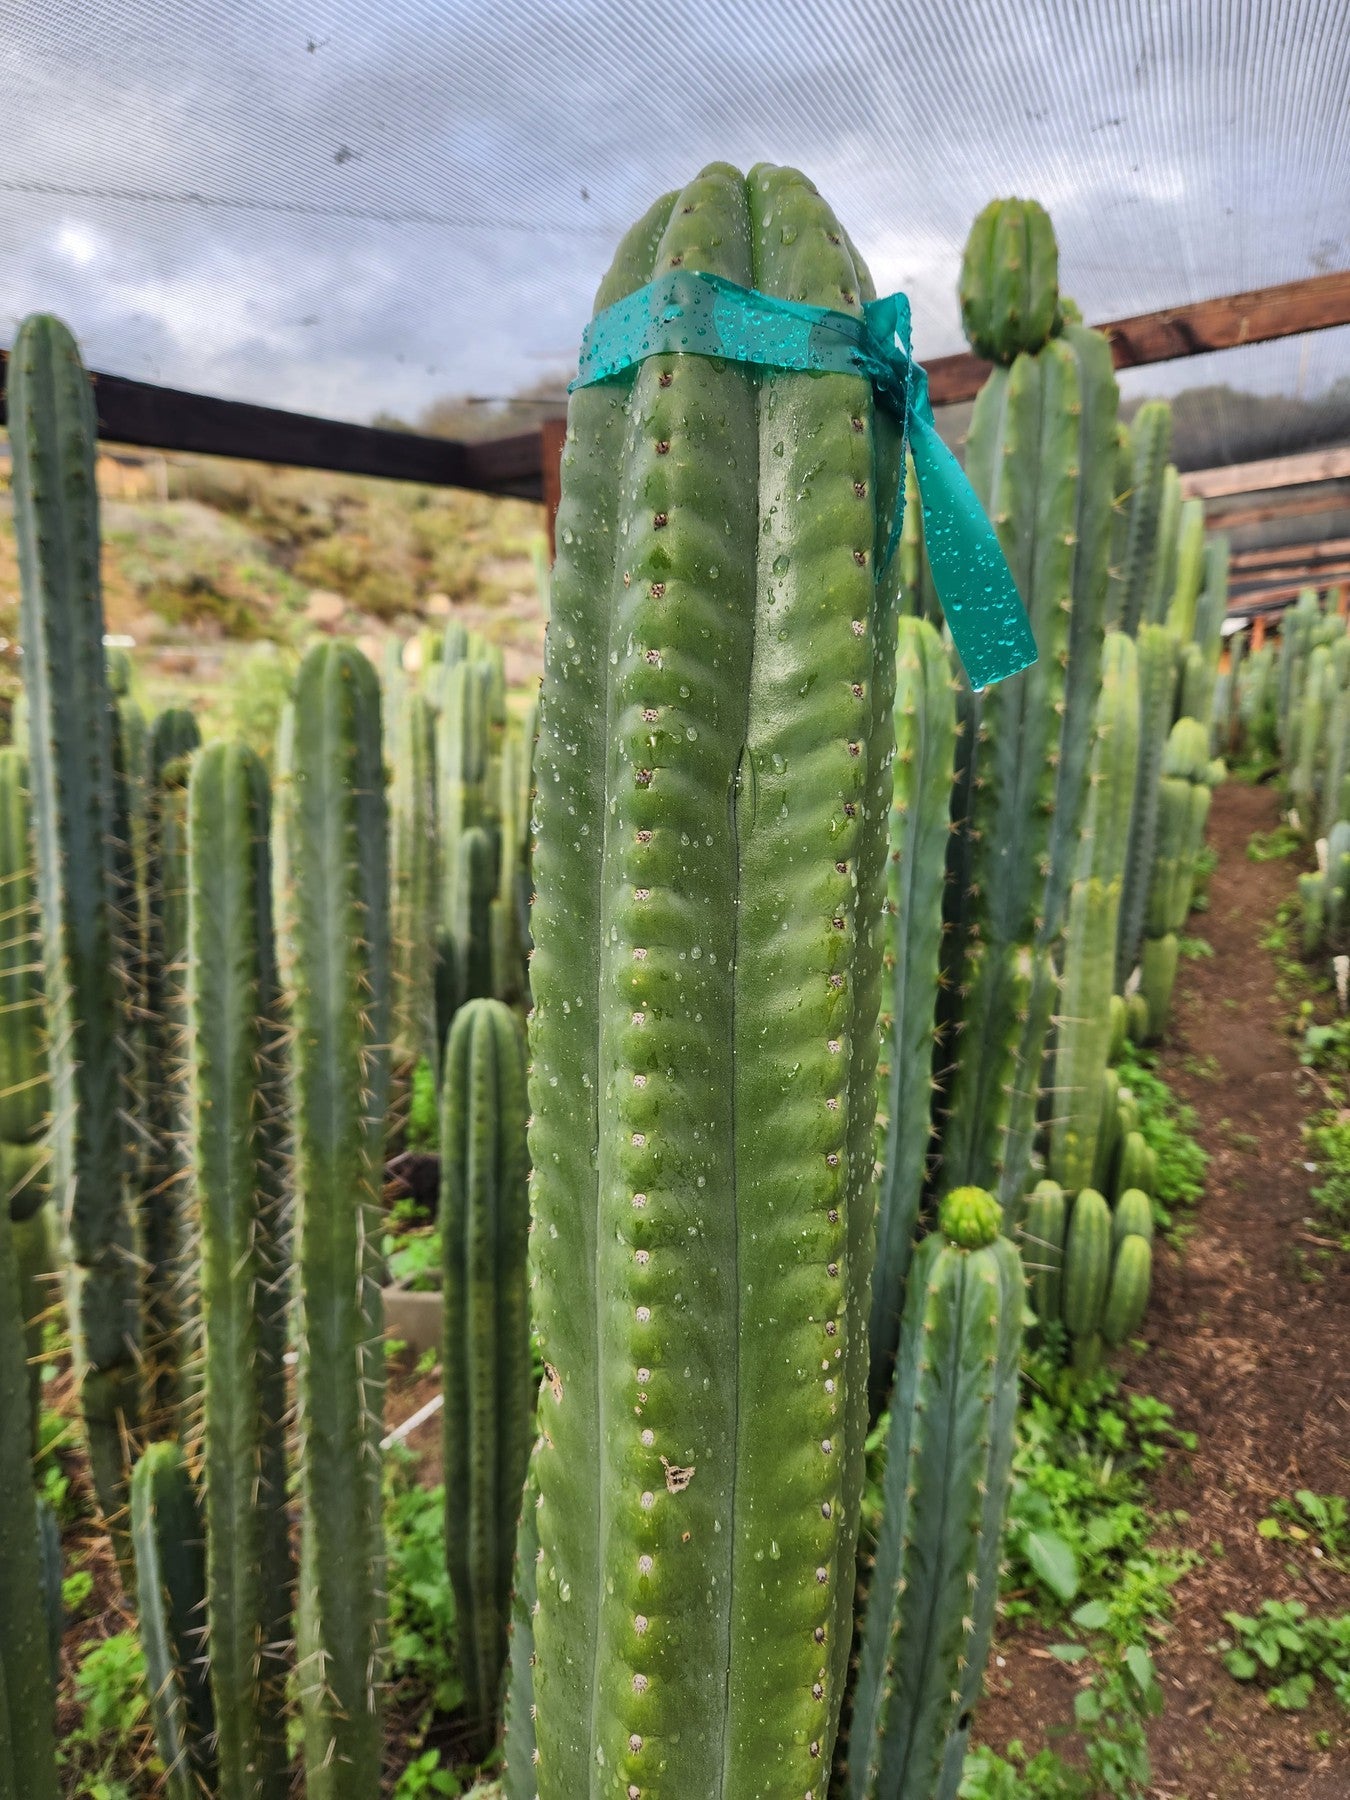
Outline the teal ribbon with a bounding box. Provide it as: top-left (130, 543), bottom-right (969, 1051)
top-left (571, 269), bottom-right (1037, 692)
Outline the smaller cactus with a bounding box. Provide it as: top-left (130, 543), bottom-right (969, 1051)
top-left (1022, 1178), bottom-right (1067, 1328)
top-left (130, 1440), bottom-right (216, 1800)
top-left (1102, 1235), bottom-right (1152, 1347)
top-left (1112, 1188), bottom-right (1155, 1247)
top-left (1139, 935), bottom-right (1180, 1043)
top-left (849, 1187), bottom-right (1023, 1799)
top-left (1114, 1130), bottom-right (1156, 1203)
top-left (1062, 1188), bottom-right (1112, 1369)
top-left (959, 197), bottom-right (1059, 363)
top-left (441, 998), bottom-right (532, 1753)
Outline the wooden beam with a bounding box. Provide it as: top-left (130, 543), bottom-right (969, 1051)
top-left (1181, 445), bottom-right (1350, 501)
top-left (0, 347), bottom-right (547, 501)
top-left (1230, 568), bottom-right (1350, 605)
top-left (1230, 535), bottom-right (1350, 570)
top-left (925, 269), bottom-right (1350, 407)
top-left (1208, 488), bottom-right (1350, 531)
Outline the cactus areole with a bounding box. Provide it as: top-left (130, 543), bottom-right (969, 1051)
top-left (525, 164), bottom-right (1030, 1800)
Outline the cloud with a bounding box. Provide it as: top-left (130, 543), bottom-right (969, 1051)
top-left (0, 0), bottom-right (1345, 425)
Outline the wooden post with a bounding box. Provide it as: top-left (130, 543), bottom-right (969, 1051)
top-left (1252, 614), bottom-right (1267, 652)
top-left (542, 416), bottom-right (567, 563)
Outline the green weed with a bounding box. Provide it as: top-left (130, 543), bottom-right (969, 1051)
top-left (1219, 1599), bottom-right (1350, 1710)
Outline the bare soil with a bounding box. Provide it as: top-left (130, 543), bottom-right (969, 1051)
top-left (979, 779), bottom-right (1350, 1797)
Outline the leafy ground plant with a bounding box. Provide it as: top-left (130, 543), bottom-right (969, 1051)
top-left (1114, 1048), bottom-right (1208, 1229)
top-left (1257, 1491), bottom-right (1349, 1570)
top-left (61, 1631), bottom-right (154, 1799)
top-left (1220, 1599), bottom-right (1350, 1710)
top-left (975, 1359), bottom-right (1198, 1798)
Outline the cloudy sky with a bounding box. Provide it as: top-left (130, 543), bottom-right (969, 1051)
top-left (1, 0), bottom-right (1347, 427)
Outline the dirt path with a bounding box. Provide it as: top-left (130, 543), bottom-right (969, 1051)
top-left (980, 779), bottom-right (1350, 1798)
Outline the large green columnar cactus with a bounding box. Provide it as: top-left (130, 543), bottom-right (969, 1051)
top-left (389, 686), bottom-right (440, 1078)
top-left (869, 618), bottom-right (955, 1420)
top-left (1107, 402), bottom-right (1172, 636)
top-left (526, 163), bottom-right (901, 1800)
top-left (1050, 635), bottom-right (1140, 1190)
top-left (0, 749), bottom-right (49, 1227)
top-left (190, 742), bottom-right (294, 1800)
top-left (442, 997), bottom-right (531, 1753)
top-left (849, 1188), bottom-right (1023, 1800)
top-left (141, 708), bottom-right (200, 1434)
top-left (942, 208), bottom-right (1116, 1203)
top-left (9, 313), bottom-right (139, 1546)
top-left (0, 1205), bottom-right (60, 1800)
top-left (284, 641), bottom-right (391, 1799)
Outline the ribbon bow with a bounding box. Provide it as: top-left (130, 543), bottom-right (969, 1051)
top-left (571, 269), bottom-right (1037, 692)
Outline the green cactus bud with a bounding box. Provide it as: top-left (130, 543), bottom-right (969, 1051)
top-left (1091, 1067), bottom-right (1122, 1195)
top-left (1139, 933), bottom-right (1180, 1042)
top-left (284, 641), bottom-right (391, 1799)
top-left (10, 312), bottom-right (138, 1552)
top-left (1115, 1129), bottom-right (1154, 1201)
top-left (441, 998), bottom-right (532, 1752)
top-left (850, 1195), bottom-right (1023, 1797)
top-left (1112, 1187), bottom-right (1155, 1247)
top-left (1022, 1179), bottom-right (1067, 1327)
top-left (1102, 1234), bottom-right (1152, 1346)
top-left (189, 742), bottom-right (294, 1800)
top-left (1300, 871), bottom-right (1327, 955)
top-left (527, 164), bottom-right (902, 1797)
top-left (939, 1183), bottom-right (1004, 1248)
top-left (1107, 994), bottom-right (1129, 1065)
top-left (130, 1440), bottom-right (217, 1800)
top-left (870, 617), bottom-right (955, 1418)
top-left (0, 1205), bottom-right (59, 1800)
top-left (1062, 1188), bottom-right (1112, 1341)
top-left (959, 197), bottom-right (1059, 363)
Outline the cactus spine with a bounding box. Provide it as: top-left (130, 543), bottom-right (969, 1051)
top-left (130, 1439), bottom-right (216, 1800)
top-left (283, 641), bottom-right (391, 1797)
top-left (190, 742), bottom-right (293, 1800)
top-left (10, 312), bottom-right (139, 1547)
top-left (442, 998), bottom-right (532, 1751)
top-left (849, 1188), bottom-right (1023, 1799)
top-left (527, 164), bottom-right (901, 1798)
top-left (1050, 635), bottom-right (1139, 1189)
top-left (0, 1204), bottom-right (59, 1800)
top-left (870, 617), bottom-right (955, 1418)
top-left (141, 708), bottom-right (200, 1432)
